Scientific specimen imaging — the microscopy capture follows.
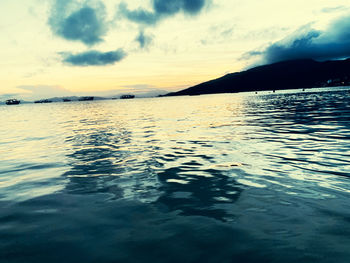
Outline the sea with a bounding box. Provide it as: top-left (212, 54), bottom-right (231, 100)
top-left (1, 87), bottom-right (350, 263)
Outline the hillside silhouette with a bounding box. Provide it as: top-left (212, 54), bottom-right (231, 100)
top-left (166, 58), bottom-right (350, 96)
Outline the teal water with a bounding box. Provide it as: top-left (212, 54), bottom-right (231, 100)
top-left (1, 88), bottom-right (350, 262)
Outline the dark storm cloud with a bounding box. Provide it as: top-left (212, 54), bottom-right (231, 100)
top-left (119, 0), bottom-right (208, 25)
top-left (62, 49), bottom-right (126, 66)
top-left (181, 0), bottom-right (207, 14)
top-left (262, 29), bottom-right (323, 63)
top-left (49, 0), bottom-right (107, 46)
top-left (245, 14), bottom-right (350, 64)
top-left (135, 30), bottom-right (153, 49)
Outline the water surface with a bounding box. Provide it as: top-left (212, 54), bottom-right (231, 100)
top-left (1, 88), bottom-right (350, 262)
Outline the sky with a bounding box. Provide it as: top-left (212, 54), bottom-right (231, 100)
top-left (0, 0), bottom-right (349, 100)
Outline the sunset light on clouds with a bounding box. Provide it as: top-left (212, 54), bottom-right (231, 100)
top-left (0, 0), bottom-right (349, 100)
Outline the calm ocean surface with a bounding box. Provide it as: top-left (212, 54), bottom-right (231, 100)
top-left (1, 88), bottom-right (350, 262)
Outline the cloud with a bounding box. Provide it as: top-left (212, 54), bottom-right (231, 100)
top-left (119, 0), bottom-right (208, 25)
top-left (153, 0), bottom-right (206, 15)
top-left (135, 30), bottom-right (153, 49)
top-left (49, 0), bottom-right (107, 46)
top-left (245, 14), bottom-right (350, 64)
top-left (62, 49), bottom-right (126, 66)
top-left (321, 6), bottom-right (347, 13)
top-left (118, 3), bottom-right (159, 25)
top-left (201, 24), bottom-right (235, 45)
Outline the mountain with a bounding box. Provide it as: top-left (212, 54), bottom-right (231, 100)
top-left (166, 58), bottom-right (350, 96)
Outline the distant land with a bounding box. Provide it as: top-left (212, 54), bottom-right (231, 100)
top-left (3, 59), bottom-right (350, 105)
top-left (0, 89), bottom-right (169, 105)
top-left (32, 89), bottom-right (169, 103)
top-left (166, 58), bottom-right (350, 96)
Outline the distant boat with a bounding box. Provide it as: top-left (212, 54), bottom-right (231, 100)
top-left (78, 96), bottom-right (94, 101)
top-left (6, 99), bottom-right (20, 105)
top-left (34, 99), bottom-right (52, 103)
top-left (120, 95), bottom-right (135, 99)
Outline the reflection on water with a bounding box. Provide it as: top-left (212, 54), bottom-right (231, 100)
top-left (1, 88), bottom-right (350, 262)
top-left (63, 127), bottom-right (130, 196)
top-left (61, 107), bottom-right (243, 220)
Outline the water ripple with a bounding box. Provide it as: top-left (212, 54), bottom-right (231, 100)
top-left (0, 89), bottom-right (350, 209)
top-left (1, 88), bottom-right (350, 262)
